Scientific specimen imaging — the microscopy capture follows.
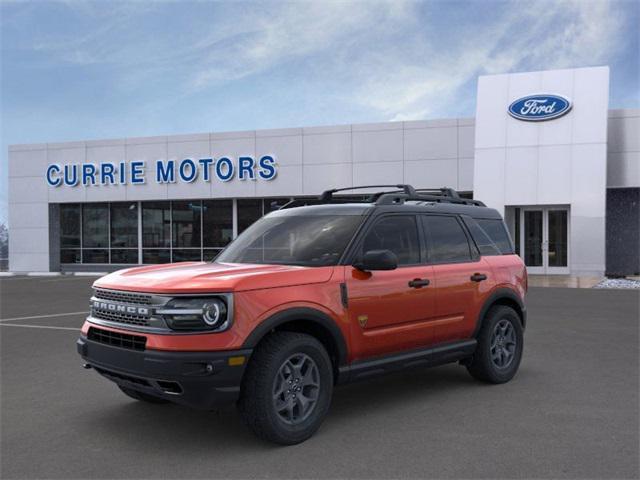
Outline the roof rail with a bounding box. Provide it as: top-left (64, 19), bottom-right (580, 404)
top-left (279, 184), bottom-right (485, 209)
top-left (319, 185), bottom-right (416, 202)
top-left (367, 186), bottom-right (484, 206)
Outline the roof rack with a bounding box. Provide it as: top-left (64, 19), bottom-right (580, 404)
top-left (319, 184), bottom-right (417, 202)
top-left (279, 184), bottom-right (485, 209)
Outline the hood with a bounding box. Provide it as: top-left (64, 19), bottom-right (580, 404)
top-left (93, 262), bottom-right (336, 294)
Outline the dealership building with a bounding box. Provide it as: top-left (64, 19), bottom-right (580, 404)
top-left (7, 66), bottom-right (640, 276)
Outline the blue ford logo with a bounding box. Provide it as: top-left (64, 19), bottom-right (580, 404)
top-left (508, 94), bottom-right (572, 121)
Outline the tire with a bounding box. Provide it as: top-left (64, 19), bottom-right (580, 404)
top-left (118, 385), bottom-right (169, 404)
top-left (466, 305), bottom-right (523, 384)
top-left (238, 331), bottom-right (333, 445)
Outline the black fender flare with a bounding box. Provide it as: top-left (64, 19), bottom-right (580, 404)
top-left (242, 307), bottom-right (348, 366)
top-left (473, 288), bottom-right (527, 337)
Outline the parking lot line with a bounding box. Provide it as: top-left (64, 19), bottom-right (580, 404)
top-left (0, 323), bottom-right (80, 331)
top-left (0, 311), bottom-right (88, 323)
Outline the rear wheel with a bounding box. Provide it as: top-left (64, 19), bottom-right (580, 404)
top-left (118, 385), bottom-right (169, 404)
top-left (466, 306), bottom-right (523, 384)
top-left (238, 331), bottom-right (333, 445)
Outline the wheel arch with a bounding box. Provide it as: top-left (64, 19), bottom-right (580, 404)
top-left (242, 307), bottom-right (348, 379)
top-left (473, 288), bottom-right (526, 337)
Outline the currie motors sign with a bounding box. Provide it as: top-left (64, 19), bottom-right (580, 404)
top-left (46, 155), bottom-right (277, 187)
top-left (508, 94), bottom-right (572, 121)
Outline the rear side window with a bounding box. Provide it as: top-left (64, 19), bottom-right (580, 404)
top-left (476, 219), bottom-right (514, 254)
top-left (361, 216), bottom-right (420, 265)
top-left (462, 217), bottom-right (502, 256)
top-left (422, 215), bottom-right (472, 263)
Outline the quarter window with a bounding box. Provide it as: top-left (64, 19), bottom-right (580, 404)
top-left (423, 215), bottom-right (472, 263)
top-left (476, 219), bottom-right (514, 254)
top-left (361, 216), bottom-right (420, 265)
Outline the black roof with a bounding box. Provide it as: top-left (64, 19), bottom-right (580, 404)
top-left (272, 185), bottom-right (503, 220)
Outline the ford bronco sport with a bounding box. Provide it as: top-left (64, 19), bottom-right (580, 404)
top-left (77, 185), bottom-right (527, 445)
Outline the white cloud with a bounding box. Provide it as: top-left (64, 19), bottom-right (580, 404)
top-left (351, 0), bottom-right (626, 121)
top-left (6, 0), bottom-right (630, 121)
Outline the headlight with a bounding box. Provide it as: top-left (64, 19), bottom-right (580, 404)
top-left (157, 297), bottom-right (230, 332)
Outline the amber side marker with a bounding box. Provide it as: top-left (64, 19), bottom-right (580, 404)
top-left (228, 356), bottom-right (246, 366)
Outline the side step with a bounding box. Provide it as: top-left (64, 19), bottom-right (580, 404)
top-left (337, 339), bottom-right (477, 384)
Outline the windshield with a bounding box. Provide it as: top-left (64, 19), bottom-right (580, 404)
top-left (216, 214), bottom-right (363, 266)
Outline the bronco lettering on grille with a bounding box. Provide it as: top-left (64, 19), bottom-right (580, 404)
top-left (92, 300), bottom-right (149, 316)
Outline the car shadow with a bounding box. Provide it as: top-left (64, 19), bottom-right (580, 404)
top-left (82, 364), bottom-right (490, 451)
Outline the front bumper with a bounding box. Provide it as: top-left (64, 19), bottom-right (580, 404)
top-left (77, 335), bottom-right (252, 410)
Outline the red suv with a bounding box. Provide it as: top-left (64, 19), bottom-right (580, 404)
top-left (77, 185), bottom-right (527, 444)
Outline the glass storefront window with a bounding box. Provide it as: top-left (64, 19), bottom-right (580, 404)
top-left (82, 204), bottom-right (109, 248)
top-left (143, 202), bottom-right (171, 248)
top-left (60, 197), bottom-right (299, 266)
top-left (60, 249), bottom-right (81, 264)
top-left (203, 200), bottom-right (233, 248)
top-left (143, 249), bottom-right (170, 264)
top-left (264, 197), bottom-right (291, 213)
top-left (60, 204), bottom-right (81, 248)
top-left (172, 249), bottom-right (202, 262)
top-left (237, 199), bottom-right (263, 234)
top-left (203, 249), bottom-right (223, 261)
top-left (172, 201), bottom-right (202, 249)
top-left (111, 249), bottom-right (138, 264)
top-left (111, 203), bottom-right (138, 248)
top-left (83, 249), bottom-right (109, 264)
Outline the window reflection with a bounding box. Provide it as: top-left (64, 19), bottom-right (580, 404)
top-left (237, 199), bottom-right (263, 234)
top-left (82, 204), bottom-right (109, 248)
top-left (60, 197), bottom-right (298, 266)
top-left (203, 200), bottom-right (233, 248)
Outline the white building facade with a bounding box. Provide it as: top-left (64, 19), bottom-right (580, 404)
top-left (7, 66), bottom-right (640, 276)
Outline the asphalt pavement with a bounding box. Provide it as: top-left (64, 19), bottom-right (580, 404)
top-left (1, 276), bottom-right (638, 479)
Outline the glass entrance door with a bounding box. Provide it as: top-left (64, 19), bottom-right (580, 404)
top-left (519, 207), bottom-right (569, 274)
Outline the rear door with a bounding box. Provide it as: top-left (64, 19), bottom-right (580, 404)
top-left (421, 214), bottom-right (492, 344)
top-left (346, 214), bottom-right (437, 359)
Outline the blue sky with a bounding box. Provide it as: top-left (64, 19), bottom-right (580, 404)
top-left (1, 0), bottom-right (638, 225)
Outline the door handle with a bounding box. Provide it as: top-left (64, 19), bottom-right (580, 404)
top-left (470, 273), bottom-right (487, 282)
top-left (408, 278), bottom-right (430, 288)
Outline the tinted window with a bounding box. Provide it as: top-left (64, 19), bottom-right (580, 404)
top-left (361, 216), bottom-right (420, 265)
top-left (203, 200), bottom-right (233, 248)
top-left (462, 217), bottom-right (501, 256)
top-left (423, 215), bottom-right (472, 263)
top-left (60, 204), bottom-right (81, 247)
top-left (82, 204), bottom-right (109, 248)
top-left (142, 202), bottom-right (170, 248)
top-left (476, 219), bottom-right (514, 254)
top-left (217, 215), bottom-right (362, 266)
top-left (110, 203), bottom-right (138, 248)
top-left (172, 201), bottom-right (202, 248)
top-left (237, 199), bottom-right (263, 234)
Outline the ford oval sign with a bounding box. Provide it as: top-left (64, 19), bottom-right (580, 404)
top-left (508, 94), bottom-right (572, 121)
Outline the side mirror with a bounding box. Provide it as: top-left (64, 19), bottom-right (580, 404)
top-left (353, 249), bottom-right (398, 271)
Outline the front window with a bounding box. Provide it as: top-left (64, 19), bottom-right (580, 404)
top-left (216, 214), bottom-right (363, 266)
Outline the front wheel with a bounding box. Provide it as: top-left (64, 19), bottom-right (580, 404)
top-left (466, 305), bottom-right (523, 384)
top-left (238, 332), bottom-right (333, 445)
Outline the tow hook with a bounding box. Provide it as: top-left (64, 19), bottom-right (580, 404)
top-left (82, 363), bottom-right (92, 369)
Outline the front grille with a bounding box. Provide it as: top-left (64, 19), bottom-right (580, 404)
top-left (94, 289), bottom-right (152, 305)
top-left (88, 327), bottom-right (146, 351)
top-left (92, 309), bottom-right (151, 327)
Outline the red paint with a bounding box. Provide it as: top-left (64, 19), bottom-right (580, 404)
top-left (86, 255), bottom-right (526, 361)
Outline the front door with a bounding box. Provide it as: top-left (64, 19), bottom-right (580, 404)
top-left (519, 207), bottom-right (569, 274)
top-left (346, 215), bottom-right (437, 360)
